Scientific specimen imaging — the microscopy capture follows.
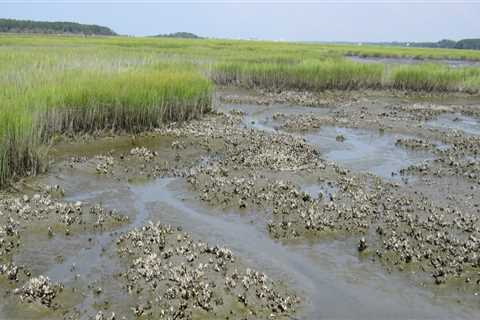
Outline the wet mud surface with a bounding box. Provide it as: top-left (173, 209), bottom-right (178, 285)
top-left (1, 88), bottom-right (480, 319)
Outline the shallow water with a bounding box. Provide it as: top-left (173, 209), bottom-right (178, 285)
top-left (427, 113), bottom-right (480, 136)
top-left (2, 102), bottom-right (479, 319)
top-left (7, 175), bottom-right (141, 319)
top-left (128, 178), bottom-right (476, 319)
top-left (301, 182), bottom-right (337, 200)
top-left (222, 103), bottom-right (331, 133)
top-left (305, 126), bottom-right (433, 178)
top-left (225, 103), bottom-right (433, 179)
top-left (4, 170), bottom-right (476, 319)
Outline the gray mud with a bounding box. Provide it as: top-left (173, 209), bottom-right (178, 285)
top-left (129, 178), bottom-right (476, 319)
top-left (427, 113), bottom-right (480, 136)
top-left (1, 89), bottom-right (480, 319)
top-left (221, 103), bottom-right (433, 179)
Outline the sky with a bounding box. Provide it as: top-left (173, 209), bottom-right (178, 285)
top-left (1, 1), bottom-right (479, 42)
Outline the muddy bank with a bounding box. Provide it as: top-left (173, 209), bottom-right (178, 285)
top-left (165, 109), bottom-right (480, 289)
top-left (0, 185), bottom-right (128, 319)
top-left (1, 88), bottom-right (480, 319)
top-left (0, 133), bottom-right (300, 319)
top-left (116, 220), bottom-right (298, 319)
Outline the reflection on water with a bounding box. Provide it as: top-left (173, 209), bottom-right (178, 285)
top-left (427, 113), bottom-right (480, 136)
top-left (305, 126), bottom-right (433, 178)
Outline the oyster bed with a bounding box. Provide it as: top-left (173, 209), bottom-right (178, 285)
top-left (1, 89), bottom-right (480, 319)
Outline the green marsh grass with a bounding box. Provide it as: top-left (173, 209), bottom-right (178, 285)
top-left (212, 60), bottom-right (384, 90)
top-left (391, 64), bottom-right (463, 92)
top-left (212, 59), bottom-right (480, 93)
top-left (40, 68), bottom-right (212, 134)
top-left (390, 64), bottom-right (480, 92)
top-left (0, 65), bottom-right (212, 187)
top-left (4, 34), bottom-right (480, 61)
top-left (2, 34), bottom-right (480, 186)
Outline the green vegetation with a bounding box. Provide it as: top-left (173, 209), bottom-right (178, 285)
top-left (0, 48), bottom-right (212, 186)
top-left (336, 44), bottom-right (480, 61)
top-left (454, 39), bottom-right (480, 50)
top-left (213, 60), bottom-right (384, 90)
top-left (3, 34), bottom-right (480, 61)
top-left (37, 68), bottom-right (212, 134)
top-left (0, 18), bottom-right (116, 35)
top-left (390, 64), bottom-right (480, 92)
top-left (1, 33), bottom-right (480, 186)
top-left (212, 59), bottom-right (480, 93)
top-left (154, 32), bottom-right (201, 39)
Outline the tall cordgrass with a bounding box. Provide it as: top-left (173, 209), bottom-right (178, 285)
top-left (212, 60), bottom-right (480, 93)
top-left (391, 64), bottom-right (480, 92)
top-left (212, 60), bottom-right (384, 90)
top-left (39, 69), bottom-right (212, 135)
top-left (0, 105), bottom-right (39, 187)
top-left (0, 67), bottom-right (213, 187)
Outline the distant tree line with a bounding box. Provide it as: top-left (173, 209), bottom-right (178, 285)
top-left (373, 39), bottom-right (480, 51)
top-left (154, 32), bottom-right (201, 39)
top-left (410, 39), bottom-right (480, 50)
top-left (0, 18), bottom-right (117, 36)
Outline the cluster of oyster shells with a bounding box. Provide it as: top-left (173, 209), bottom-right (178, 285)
top-left (219, 89), bottom-right (352, 107)
top-left (14, 275), bottom-right (62, 308)
top-left (0, 186), bottom-right (129, 309)
top-left (115, 221), bottom-right (299, 319)
top-left (129, 147), bottom-right (158, 162)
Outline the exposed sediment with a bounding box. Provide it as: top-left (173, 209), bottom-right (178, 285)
top-left (1, 89), bottom-right (480, 319)
top-left (116, 222), bottom-right (299, 319)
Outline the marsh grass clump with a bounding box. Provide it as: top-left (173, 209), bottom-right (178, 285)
top-left (40, 68), bottom-right (212, 134)
top-left (391, 64), bottom-right (464, 92)
top-left (212, 59), bottom-right (384, 90)
top-left (0, 67), bottom-right (213, 187)
top-left (339, 44), bottom-right (480, 61)
top-left (0, 107), bottom-right (40, 187)
top-left (389, 64), bottom-right (480, 92)
top-left (214, 60), bottom-right (480, 93)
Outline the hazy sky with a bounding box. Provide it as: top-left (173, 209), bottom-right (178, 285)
top-left (1, 1), bottom-right (479, 42)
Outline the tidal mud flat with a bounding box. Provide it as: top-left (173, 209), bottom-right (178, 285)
top-left (1, 89), bottom-right (480, 319)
